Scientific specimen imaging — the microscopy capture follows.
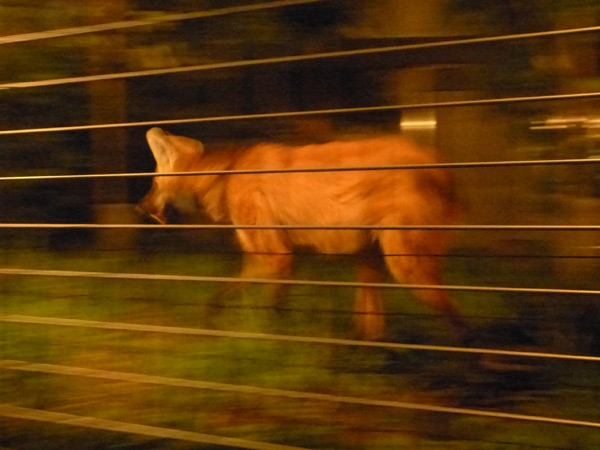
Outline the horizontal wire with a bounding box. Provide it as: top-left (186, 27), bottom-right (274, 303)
top-left (0, 0), bottom-right (320, 45)
top-left (0, 403), bottom-right (306, 450)
top-left (4, 92), bottom-right (600, 135)
top-left (0, 267), bottom-right (598, 297)
top-left (1, 223), bottom-right (600, 231)
top-left (2, 360), bottom-right (600, 428)
top-left (2, 315), bottom-right (600, 362)
top-left (4, 242), bottom-right (591, 263)
top-left (0, 158), bottom-right (599, 181)
top-left (1, 16), bottom-right (597, 48)
top-left (2, 26), bottom-right (600, 91)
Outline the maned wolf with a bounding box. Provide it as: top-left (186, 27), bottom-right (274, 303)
top-left (138, 127), bottom-right (467, 340)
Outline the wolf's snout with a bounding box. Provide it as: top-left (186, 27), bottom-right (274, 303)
top-left (135, 203), bottom-right (166, 225)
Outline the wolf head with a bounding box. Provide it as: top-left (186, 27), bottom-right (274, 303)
top-left (136, 128), bottom-right (205, 224)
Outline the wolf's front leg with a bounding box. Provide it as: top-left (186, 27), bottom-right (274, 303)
top-left (207, 240), bottom-right (294, 326)
top-left (354, 257), bottom-right (386, 341)
top-left (238, 251), bottom-right (294, 309)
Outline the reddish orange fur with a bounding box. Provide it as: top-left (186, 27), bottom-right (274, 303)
top-left (139, 127), bottom-right (466, 340)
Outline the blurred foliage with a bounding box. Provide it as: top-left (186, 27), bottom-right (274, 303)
top-left (449, 0), bottom-right (558, 102)
top-left (449, 1), bottom-right (600, 98)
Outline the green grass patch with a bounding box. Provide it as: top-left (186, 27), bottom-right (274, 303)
top-left (1, 247), bottom-right (599, 449)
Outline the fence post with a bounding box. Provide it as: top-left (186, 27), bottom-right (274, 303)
top-left (87, 0), bottom-right (136, 249)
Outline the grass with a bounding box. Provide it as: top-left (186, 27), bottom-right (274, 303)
top-left (1, 243), bottom-right (599, 449)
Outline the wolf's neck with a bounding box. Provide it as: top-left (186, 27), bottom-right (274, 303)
top-left (202, 147), bottom-right (240, 172)
top-left (187, 148), bottom-right (240, 223)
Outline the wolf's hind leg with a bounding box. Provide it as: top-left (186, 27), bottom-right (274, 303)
top-left (380, 229), bottom-right (470, 339)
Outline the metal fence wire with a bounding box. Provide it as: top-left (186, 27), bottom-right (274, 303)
top-left (1, 2), bottom-right (600, 450)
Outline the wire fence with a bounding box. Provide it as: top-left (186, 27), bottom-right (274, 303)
top-left (1, 2), bottom-right (600, 449)
top-left (2, 23), bottom-right (600, 90)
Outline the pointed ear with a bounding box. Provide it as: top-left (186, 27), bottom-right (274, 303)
top-left (169, 133), bottom-right (204, 157)
top-left (146, 127), bottom-right (204, 171)
top-left (146, 127), bottom-right (174, 170)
